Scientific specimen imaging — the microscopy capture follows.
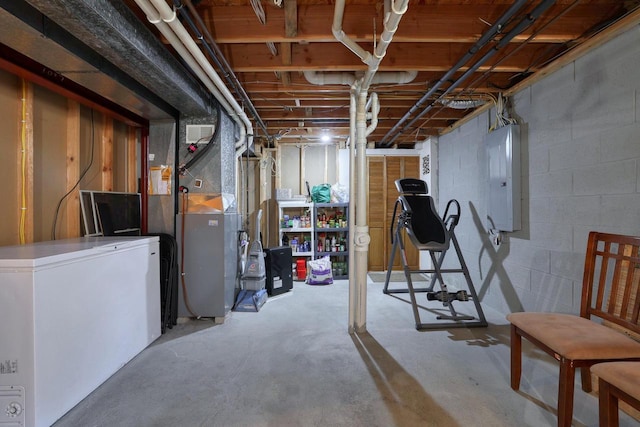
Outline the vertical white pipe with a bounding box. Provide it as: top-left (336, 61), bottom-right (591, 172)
top-left (334, 0), bottom-right (410, 333)
top-left (347, 83), bottom-right (358, 333)
top-left (354, 89), bottom-right (370, 332)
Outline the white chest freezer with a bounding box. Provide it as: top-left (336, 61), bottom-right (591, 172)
top-left (0, 236), bottom-right (160, 427)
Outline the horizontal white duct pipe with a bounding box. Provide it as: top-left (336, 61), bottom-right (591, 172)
top-left (303, 70), bottom-right (417, 86)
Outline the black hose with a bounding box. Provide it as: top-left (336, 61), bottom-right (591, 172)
top-left (179, 103), bottom-right (221, 175)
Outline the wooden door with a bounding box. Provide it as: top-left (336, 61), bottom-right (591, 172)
top-left (400, 156), bottom-right (420, 269)
top-left (367, 156), bottom-right (420, 271)
top-left (367, 157), bottom-right (385, 271)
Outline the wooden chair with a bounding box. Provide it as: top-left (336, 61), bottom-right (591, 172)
top-left (507, 231), bottom-right (640, 427)
top-left (591, 361), bottom-right (640, 427)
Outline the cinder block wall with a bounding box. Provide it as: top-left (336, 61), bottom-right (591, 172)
top-left (438, 26), bottom-right (640, 315)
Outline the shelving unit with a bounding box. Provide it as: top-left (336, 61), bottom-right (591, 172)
top-left (278, 200), bottom-right (314, 280)
top-left (278, 200), bottom-right (350, 281)
top-left (314, 202), bottom-right (349, 279)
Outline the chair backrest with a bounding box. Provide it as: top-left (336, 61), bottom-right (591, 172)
top-left (582, 232), bottom-right (640, 340)
top-left (395, 179), bottom-right (449, 251)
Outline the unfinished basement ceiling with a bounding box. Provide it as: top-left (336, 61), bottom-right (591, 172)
top-left (121, 0), bottom-right (639, 148)
top-left (2, 1), bottom-right (639, 147)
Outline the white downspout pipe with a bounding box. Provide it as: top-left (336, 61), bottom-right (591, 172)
top-left (134, 0), bottom-right (253, 152)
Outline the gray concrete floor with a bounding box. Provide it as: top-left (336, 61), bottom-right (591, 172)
top-left (53, 276), bottom-right (639, 427)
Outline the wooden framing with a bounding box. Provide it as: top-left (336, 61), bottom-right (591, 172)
top-left (63, 100), bottom-right (81, 239)
top-left (127, 126), bottom-right (138, 193)
top-left (101, 114), bottom-right (114, 192)
top-left (18, 79), bottom-right (34, 244)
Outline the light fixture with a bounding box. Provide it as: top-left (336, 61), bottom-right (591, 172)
top-left (320, 129), bottom-right (331, 143)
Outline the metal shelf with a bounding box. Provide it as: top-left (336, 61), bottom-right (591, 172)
top-left (316, 251), bottom-right (348, 257)
top-left (280, 227), bottom-right (313, 233)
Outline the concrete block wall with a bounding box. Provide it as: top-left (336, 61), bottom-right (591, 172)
top-left (437, 25), bottom-right (640, 316)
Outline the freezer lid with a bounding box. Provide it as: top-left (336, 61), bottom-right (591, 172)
top-left (0, 236), bottom-right (159, 269)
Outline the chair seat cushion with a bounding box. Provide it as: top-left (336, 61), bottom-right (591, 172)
top-left (507, 312), bottom-right (640, 360)
top-left (592, 361), bottom-right (640, 401)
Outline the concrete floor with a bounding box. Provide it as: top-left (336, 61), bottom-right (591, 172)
top-left (53, 276), bottom-right (638, 427)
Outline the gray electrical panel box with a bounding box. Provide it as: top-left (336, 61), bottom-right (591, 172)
top-left (485, 124), bottom-right (521, 232)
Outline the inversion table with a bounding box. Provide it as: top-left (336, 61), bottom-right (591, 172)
top-left (383, 178), bottom-right (487, 330)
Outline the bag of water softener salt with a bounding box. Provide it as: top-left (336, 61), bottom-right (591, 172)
top-left (306, 256), bottom-right (333, 285)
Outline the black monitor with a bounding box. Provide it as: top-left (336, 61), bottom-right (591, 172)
top-left (80, 190), bottom-right (141, 236)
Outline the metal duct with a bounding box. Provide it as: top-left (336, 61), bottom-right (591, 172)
top-left (17, 0), bottom-right (214, 118)
top-left (135, 0), bottom-right (253, 155)
top-left (175, 0), bottom-right (269, 142)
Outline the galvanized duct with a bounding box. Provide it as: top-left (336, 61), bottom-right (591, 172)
top-left (19, 0), bottom-right (215, 117)
top-left (134, 0), bottom-right (253, 154)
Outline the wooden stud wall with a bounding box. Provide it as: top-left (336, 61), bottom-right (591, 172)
top-left (20, 80), bottom-right (34, 244)
top-left (127, 127), bottom-right (138, 193)
top-left (63, 100), bottom-right (81, 240)
top-left (0, 68), bottom-right (140, 245)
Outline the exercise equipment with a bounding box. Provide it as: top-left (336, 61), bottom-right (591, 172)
top-left (383, 178), bottom-right (487, 330)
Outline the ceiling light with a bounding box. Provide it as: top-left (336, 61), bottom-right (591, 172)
top-left (321, 134), bottom-right (331, 143)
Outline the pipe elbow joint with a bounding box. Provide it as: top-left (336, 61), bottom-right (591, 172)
top-left (332, 28), bottom-right (345, 42)
top-left (354, 226), bottom-right (371, 250)
top-left (392, 0), bottom-right (409, 15)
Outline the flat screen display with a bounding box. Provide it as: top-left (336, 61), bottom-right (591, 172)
top-left (80, 191), bottom-right (141, 236)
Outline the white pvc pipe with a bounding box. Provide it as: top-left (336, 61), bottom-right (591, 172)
top-left (362, 0), bottom-right (410, 90)
top-left (332, 3), bottom-right (373, 66)
top-left (332, 0), bottom-right (409, 333)
top-left (134, 0), bottom-right (253, 152)
top-left (353, 89), bottom-right (369, 333)
top-left (303, 70), bottom-right (417, 86)
top-left (347, 82), bottom-right (358, 333)
top-left (366, 93), bottom-right (379, 136)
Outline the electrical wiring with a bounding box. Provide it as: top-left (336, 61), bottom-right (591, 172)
top-left (178, 103), bottom-right (221, 176)
top-left (260, 154), bottom-right (277, 177)
top-left (179, 190), bottom-right (200, 319)
top-left (19, 79), bottom-right (27, 244)
top-left (250, 0), bottom-right (266, 25)
top-left (51, 109), bottom-right (96, 240)
top-left (490, 93), bottom-right (517, 131)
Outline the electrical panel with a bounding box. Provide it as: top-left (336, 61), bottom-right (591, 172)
top-left (485, 124), bottom-right (521, 232)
